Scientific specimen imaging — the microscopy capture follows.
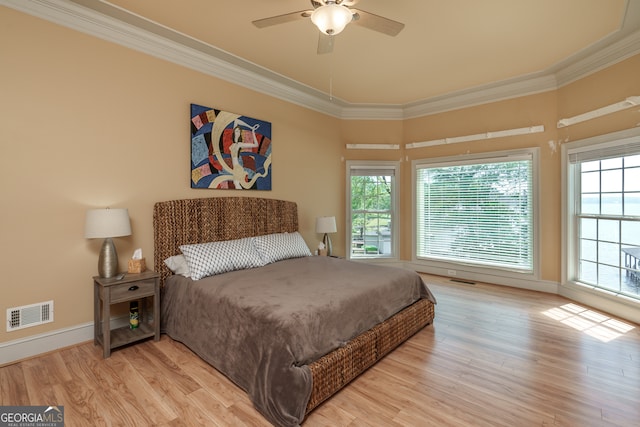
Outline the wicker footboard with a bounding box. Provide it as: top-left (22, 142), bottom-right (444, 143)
top-left (152, 197), bottom-right (435, 422)
top-left (305, 297), bottom-right (435, 413)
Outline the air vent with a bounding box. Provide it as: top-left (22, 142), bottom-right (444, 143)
top-left (7, 300), bottom-right (54, 331)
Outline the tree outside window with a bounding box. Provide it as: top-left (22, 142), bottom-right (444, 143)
top-left (415, 151), bottom-right (535, 273)
top-left (347, 162), bottom-right (397, 259)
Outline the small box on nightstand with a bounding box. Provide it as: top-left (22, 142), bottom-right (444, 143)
top-left (127, 258), bottom-right (146, 273)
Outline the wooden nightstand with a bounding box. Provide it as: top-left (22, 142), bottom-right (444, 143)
top-left (93, 270), bottom-right (160, 358)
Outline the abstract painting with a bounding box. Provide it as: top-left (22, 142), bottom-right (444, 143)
top-left (190, 103), bottom-right (272, 190)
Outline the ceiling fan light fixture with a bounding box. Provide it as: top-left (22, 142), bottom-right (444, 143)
top-left (311, 3), bottom-right (352, 35)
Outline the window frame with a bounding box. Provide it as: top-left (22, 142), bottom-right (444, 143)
top-left (561, 127), bottom-right (640, 300)
top-left (346, 160), bottom-right (399, 261)
top-left (412, 148), bottom-right (540, 280)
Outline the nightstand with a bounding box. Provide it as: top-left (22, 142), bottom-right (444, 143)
top-left (93, 270), bottom-right (160, 358)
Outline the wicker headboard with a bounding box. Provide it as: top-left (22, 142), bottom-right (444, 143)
top-left (153, 197), bottom-right (299, 286)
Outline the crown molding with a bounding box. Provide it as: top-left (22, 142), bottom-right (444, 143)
top-left (402, 74), bottom-right (558, 119)
top-left (2, 0), bottom-right (638, 120)
top-left (340, 105), bottom-right (405, 121)
top-left (0, 0), bottom-right (347, 117)
top-left (554, 29), bottom-right (640, 88)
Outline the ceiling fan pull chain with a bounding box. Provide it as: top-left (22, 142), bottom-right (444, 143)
top-left (329, 53), bottom-right (334, 101)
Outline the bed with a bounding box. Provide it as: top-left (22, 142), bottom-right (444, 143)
top-left (153, 197), bottom-right (436, 426)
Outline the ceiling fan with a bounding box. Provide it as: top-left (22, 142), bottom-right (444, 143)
top-left (252, 0), bottom-right (405, 54)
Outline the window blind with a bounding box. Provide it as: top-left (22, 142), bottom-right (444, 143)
top-left (416, 156), bottom-right (533, 272)
top-left (568, 139), bottom-right (640, 163)
top-left (350, 166), bottom-right (396, 176)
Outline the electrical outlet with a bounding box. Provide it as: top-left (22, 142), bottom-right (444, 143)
top-left (447, 270), bottom-right (457, 276)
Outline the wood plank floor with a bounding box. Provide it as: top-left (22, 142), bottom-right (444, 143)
top-left (1, 274), bottom-right (639, 426)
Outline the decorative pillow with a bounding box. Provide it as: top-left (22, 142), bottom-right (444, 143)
top-left (164, 254), bottom-right (191, 278)
top-left (179, 237), bottom-right (265, 280)
top-left (253, 232), bottom-right (312, 264)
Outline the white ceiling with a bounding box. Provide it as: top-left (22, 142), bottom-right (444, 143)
top-left (5, 0), bottom-right (640, 118)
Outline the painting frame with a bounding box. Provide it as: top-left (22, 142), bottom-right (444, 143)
top-left (190, 103), bottom-right (272, 190)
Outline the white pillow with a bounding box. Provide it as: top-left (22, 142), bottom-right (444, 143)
top-left (164, 254), bottom-right (191, 278)
top-left (179, 237), bottom-right (265, 280)
top-left (253, 232), bottom-right (312, 264)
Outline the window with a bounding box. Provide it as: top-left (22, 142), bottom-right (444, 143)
top-left (414, 150), bottom-right (537, 274)
top-left (347, 161), bottom-right (398, 259)
top-left (564, 131), bottom-right (640, 299)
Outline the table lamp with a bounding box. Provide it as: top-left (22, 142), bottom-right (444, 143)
top-left (316, 216), bottom-right (337, 256)
top-left (85, 208), bottom-right (132, 278)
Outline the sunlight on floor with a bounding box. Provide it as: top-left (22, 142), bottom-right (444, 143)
top-left (542, 303), bottom-right (635, 342)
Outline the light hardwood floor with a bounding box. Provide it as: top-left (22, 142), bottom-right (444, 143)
top-left (1, 275), bottom-right (639, 426)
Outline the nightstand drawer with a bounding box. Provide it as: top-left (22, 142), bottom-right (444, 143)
top-left (110, 279), bottom-right (156, 303)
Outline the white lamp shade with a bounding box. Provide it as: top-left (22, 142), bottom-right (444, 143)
top-left (311, 4), bottom-right (352, 35)
top-left (316, 216), bottom-right (337, 234)
top-left (84, 208), bottom-right (132, 239)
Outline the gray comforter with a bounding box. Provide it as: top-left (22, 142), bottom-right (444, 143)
top-left (161, 256), bottom-right (435, 426)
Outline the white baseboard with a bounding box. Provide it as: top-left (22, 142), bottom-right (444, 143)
top-left (0, 322), bottom-right (93, 366)
top-left (403, 261), bottom-right (560, 294)
top-left (402, 261), bottom-right (639, 325)
top-left (0, 316), bottom-right (130, 366)
top-left (559, 283), bottom-right (640, 325)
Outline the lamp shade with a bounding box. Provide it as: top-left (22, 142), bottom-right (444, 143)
top-left (84, 208), bottom-right (132, 239)
top-left (316, 216), bottom-right (337, 234)
top-left (311, 3), bottom-right (352, 35)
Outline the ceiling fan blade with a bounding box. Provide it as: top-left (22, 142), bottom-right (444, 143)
top-left (252, 10), bottom-right (312, 28)
top-left (317, 33), bottom-right (334, 54)
top-left (351, 9), bottom-right (405, 36)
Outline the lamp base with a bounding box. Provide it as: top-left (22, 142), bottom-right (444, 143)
top-left (323, 233), bottom-right (333, 257)
top-left (98, 237), bottom-right (119, 278)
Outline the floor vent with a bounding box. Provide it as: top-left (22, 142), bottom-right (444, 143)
top-left (450, 279), bottom-right (476, 285)
top-left (7, 300), bottom-right (54, 331)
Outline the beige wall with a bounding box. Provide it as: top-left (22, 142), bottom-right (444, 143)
top-left (0, 8), bottom-right (343, 344)
top-left (402, 92), bottom-right (561, 281)
top-left (557, 55), bottom-right (640, 142)
top-left (340, 93), bottom-right (561, 280)
top-left (340, 55), bottom-right (640, 285)
top-left (1, 5), bottom-right (639, 347)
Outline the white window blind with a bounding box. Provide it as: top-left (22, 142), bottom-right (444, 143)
top-left (349, 165), bottom-right (396, 176)
top-left (416, 154), bottom-right (533, 272)
top-left (568, 139), bottom-right (640, 163)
